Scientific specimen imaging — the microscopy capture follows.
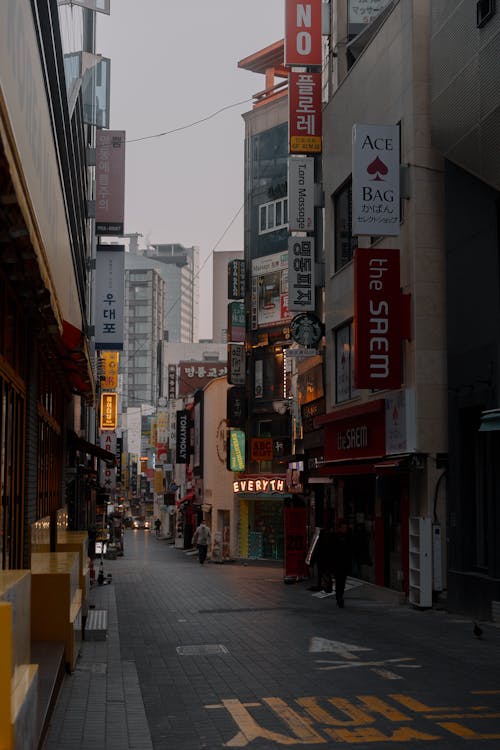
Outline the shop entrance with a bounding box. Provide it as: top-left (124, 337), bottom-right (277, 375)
top-left (239, 498), bottom-right (284, 560)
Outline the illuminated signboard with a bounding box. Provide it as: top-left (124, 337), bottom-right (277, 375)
top-left (229, 429), bottom-right (246, 472)
top-left (100, 392), bottom-right (117, 430)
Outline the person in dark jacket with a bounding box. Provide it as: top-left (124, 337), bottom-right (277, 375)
top-left (331, 523), bottom-right (352, 607)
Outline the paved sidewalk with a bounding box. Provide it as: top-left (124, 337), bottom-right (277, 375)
top-left (42, 570), bottom-right (153, 750)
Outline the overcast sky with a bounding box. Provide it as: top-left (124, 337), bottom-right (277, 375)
top-left (97, 1), bottom-right (285, 339)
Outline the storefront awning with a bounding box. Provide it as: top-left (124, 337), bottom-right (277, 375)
top-left (311, 456), bottom-right (409, 478)
top-left (59, 321), bottom-right (95, 401)
top-left (68, 431), bottom-right (115, 465)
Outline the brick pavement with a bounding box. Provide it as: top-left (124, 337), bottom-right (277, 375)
top-left (41, 530), bottom-right (500, 750)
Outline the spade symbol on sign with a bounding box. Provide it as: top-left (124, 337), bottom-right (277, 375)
top-left (367, 156), bottom-right (389, 181)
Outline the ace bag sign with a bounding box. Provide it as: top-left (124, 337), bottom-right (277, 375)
top-left (352, 123), bottom-right (400, 236)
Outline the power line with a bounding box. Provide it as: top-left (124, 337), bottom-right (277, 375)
top-left (126, 100), bottom-right (253, 144)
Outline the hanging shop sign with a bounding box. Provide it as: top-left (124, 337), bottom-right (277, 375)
top-left (100, 392), bottom-right (117, 430)
top-left (228, 259), bottom-right (246, 300)
top-left (227, 387), bottom-right (246, 428)
top-left (167, 364), bottom-right (177, 399)
top-left (95, 129), bottom-right (125, 235)
top-left (354, 248), bottom-right (408, 390)
top-left (227, 301), bottom-right (246, 343)
top-left (95, 245), bottom-right (125, 350)
top-left (288, 156), bottom-right (315, 232)
top-left (289, 71), bottom-right (322, 154)
top-left (176, 410), bottom-right (190, 464)
top-left (250, 438), bottom-right (273, 462)
top-left (228, 344), bottom-right (246, 386)
top-left (100, 351), bottom-right (119, 389)
top-left (177, 361), bottom-right (227, 397)
top-left (251, 251), bottom-right (290, 330)
top-left (290, 312), bottom-right (323, 347)
top-left (233, 476), bottom-right (286, 494)
top-left (100, 431), bottom-right (116, 491)
top-left (288, 238), bottom-right (316, 312)
top-left (352, 123), bottom-right (400, 236)
top-left (228, 429), bottom-right (246, 472)
top-left (285, 0), bottom-right (323, 67)
top-left (318, 399), bottom-right (386, 461)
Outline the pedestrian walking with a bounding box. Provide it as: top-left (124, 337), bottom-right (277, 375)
top-left (192, 519), bottom-right (211, 564)
top-left (154, 517), bottom-right (162, 537)
top-left (332, 522), bottom-right (352, 608)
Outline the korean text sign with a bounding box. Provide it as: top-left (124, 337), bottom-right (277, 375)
top-left (95, 245), bottom-right (124, 350)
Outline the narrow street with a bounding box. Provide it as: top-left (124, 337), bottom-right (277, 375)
top-left (42, 531), bottom-right (500, 749)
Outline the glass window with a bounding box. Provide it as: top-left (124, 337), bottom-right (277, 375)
top-left (258, 198), bottom-right (288, 235)
top-left (334, 179), bottom-right (356, 271)
top-left (335, 322), bottom-right (359, 403)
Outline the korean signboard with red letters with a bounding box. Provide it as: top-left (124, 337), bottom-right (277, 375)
top-left (289, 71), bottom-right (322, 154)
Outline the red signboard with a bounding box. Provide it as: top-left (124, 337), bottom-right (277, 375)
top-left (354, 248), bottom-right (403, 390)
top-left (289, 71), bottom-right (322, 154)
top-left (284, 507), bottom-right (308, 579)
top-left (323, 400), bottom-right (386, 462)
top-left (250, 438), bottom-right (273, 462)
top-left (285, 0), bottom-right (323, 67)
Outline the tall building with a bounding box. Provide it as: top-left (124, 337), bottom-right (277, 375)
top-left (123, 264), bottom-right (165, 409)
top-left (212, 250), bottom-right (244, 344)
top-left (146, 243), bottom-right (200, 343)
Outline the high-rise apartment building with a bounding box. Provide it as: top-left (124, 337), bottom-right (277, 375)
top-left (146, 243), bottom-right (200, 343)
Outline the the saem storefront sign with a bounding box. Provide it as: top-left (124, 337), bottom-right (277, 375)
top-left (354, 248), bottom-right (409, 390)
top-left (321, 400), bottom-right (386, 462)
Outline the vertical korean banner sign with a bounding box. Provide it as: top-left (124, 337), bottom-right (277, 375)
top-left (95, 129), bottom-right (125, 235)
top-left (95, 245), bottom-right (125, 350)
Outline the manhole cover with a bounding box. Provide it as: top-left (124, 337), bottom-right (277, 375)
top-left (176, 644), bottom-right (229, 656)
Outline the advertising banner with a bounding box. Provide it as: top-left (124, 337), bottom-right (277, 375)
top-left (251, 251), bottom-right (290, 330)
top-left (229, 430), bottom-right (246, 472)
top-left (227, 259), bottom-right (246, 300)
top-left (284, 507), bottom-right (308, 579)
top-left (285, 0), bottom-right (323, 67)
top-left (100, 392), bottom-right (118, 430)
top-left (178, 361), bottom-right (227, 396)
top-left (227, 301), bottom-right (246, 343)
top-left (100, 431), bottom-right (116, 492)
top-left (354, 248), bottom-right (402, 390)
top-left (176, 411), bottom-right (190, 464)
top-left (95, 245), bottom-right (124, 350)
top-left (352, 123), bottom-right (400, 236)
top-left (288, 237), bottom-right (315, 312)
top-left (228, 344), bottom-right (246, 386)
top-left (288, 156), bottom-right (315, 232)
top-left (95, 129), bottom-right (125, 235)
top-left (101, 351), bottom-right (119, 389)
top-left (289, 72), bottom-right (322, 154)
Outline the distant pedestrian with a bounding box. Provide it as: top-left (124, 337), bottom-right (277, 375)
top-left (154, 517), bottom-right (162, 537)
top-left (332, 523), bottom-right (352, 608)
top-left (192, 520), bottom-right (211, 564)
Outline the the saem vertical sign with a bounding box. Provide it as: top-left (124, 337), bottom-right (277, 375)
top-left (354, 248), bottom-right (406, 390)
top-left (285, 0), bottom-right (322, 67)
top-left (176, 411), bottom-right (189, 464)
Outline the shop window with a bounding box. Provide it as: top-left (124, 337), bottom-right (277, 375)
top-left (333, 179), bottom-right (356, 271)
top-left (335, 322), bottom-right (359, 403)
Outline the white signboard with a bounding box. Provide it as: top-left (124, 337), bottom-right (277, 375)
top-left (349, 0), bottom-right (391, 25)
top-left (385, 388), bottom-right (416, 454)
top-left (95, 245), bottom-right (125, 350)
top-left (288, 237), bottom-right (315, 312)
top-left (288, 156), bottom-right (314, 232)
top-left (352, 123), bottom-right (400, 236)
